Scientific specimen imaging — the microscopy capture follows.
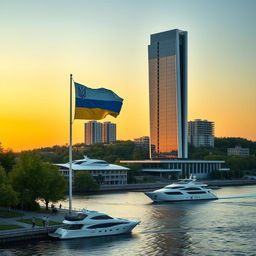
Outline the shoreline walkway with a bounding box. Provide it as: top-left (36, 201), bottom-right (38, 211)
top-left (0, 207), bottom-right (72, 244)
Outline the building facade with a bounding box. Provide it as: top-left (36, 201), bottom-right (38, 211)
top-left (84, 121), bottom-right (116, 145)
top-left (134, 136), bottom-right (150, 149)
top-left (102, 122), bottom-right (116, 144)
top-left (84, 121), bottom-right (102, 145)
top-left (227, 146), bottom-right (249, 157)
top-left (57, 157), bottom-right (128, 185)
top-left (148, 29), bottom-right (188, 159)
top-left (121, 29), bottom-right (228, 179)
top-left (188, 119), bottom-right (215, 147)
top-left (120, 159), bottom-right (228, 179)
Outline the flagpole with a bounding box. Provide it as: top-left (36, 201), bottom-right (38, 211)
top-left (69, 73), bottom-right (73, 213)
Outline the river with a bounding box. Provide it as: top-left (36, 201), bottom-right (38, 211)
top-left (1, 185), bottom-right (256, 256)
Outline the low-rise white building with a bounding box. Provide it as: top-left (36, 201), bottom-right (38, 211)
top-left (120, 159), bottom-right (229, 179)
top-left (56, 156), bottom-right (129, 185)
top-left (227, 146), bottom-right (249, 157)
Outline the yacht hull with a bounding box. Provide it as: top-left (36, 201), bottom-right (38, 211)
top-left (49, 222), bottom-right (139, 240)
top-left (145, 192), bottom-right (218, 203)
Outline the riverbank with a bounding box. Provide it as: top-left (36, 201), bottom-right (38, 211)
top-left (1, 179), bottom-right (256, 244)
top-left (0, 207), bottom-right (65, 244)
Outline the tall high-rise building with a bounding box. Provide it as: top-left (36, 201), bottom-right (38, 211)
top-left (148, 29), bottom-right (188, 159)
top-left (102, 122), bottom-right (116, 144)
top-left (121, 29), bottom-right (227, 179)
top-left (84, 121), bottom-right (102, 145)
top-left (188, 119), bottom-right (214, 147)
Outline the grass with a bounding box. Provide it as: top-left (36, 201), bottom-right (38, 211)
top-left (18, 218), bottom-right (61, 226)
top-left (0, 224), bottom-right (24, 230)
top-left (0, 209), bottom-right (24, 218)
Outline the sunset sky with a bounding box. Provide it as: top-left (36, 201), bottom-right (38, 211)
top-left (0, 0), bottom-right (255, 152)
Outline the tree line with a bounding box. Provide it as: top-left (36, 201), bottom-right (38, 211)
top-left (36, 140), bottom-right (149, 164)
top-left (0, 144), bottom-right (67, 210)
top-left (1, 137), bottom-right (256, 208)
top-left (189, 137), bottom-right (256, 178)
top-left (0, 141), bottom-right (148, 208)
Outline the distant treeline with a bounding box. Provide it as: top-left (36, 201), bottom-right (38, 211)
top-left (34, 140), bottom-right (149, 164)
top-left (189, 137), bottom-right (256, 178)
top-left (33, 136), bottom-right (256, 164)
top-left (33, 137), bottom-right (256, 179)
top-left (1, 137), bottom-right (256, 184)
top-left (189, 137), bottom-right (256, 159)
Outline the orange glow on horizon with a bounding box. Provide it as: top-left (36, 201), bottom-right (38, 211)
top-left (1, 1), bottom-right (255, 152)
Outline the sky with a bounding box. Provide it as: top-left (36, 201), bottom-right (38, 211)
top-left (0, 0), bottom-right (255, 152)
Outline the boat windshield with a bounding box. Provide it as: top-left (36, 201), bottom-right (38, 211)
top-left (165, 186), bottom-right (184, 189)
top-left (65, 213), bottom-right (87, 221)
top-left (91, 215), bottom-right (113, 220)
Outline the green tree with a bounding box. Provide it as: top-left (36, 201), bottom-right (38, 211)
top-left (121, 163), bottom-right (141, 183)
top-left (0, 166), bottom-right (19, 207)
top-left (38, 162), bottom-right (67, 210)
top-left (10, 152), bottom-right (44, 209)
top-left (133, 147), bottom-right (149, 160)
top-left (94, 174), bottom-right (104, 185)
top-left (0, 143), bottom-right (16, 173)
top-left (9, 151), bottom-right (67, 210)
top-left (74, 171), bottom-right (99, 192)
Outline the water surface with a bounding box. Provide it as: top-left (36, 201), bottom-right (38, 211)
top-left (1, 185), bottom-right (256, 256)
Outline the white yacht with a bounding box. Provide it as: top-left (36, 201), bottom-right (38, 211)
top-left (144, 177), bottom-right (218, 202)
top-left (49, 209), bottom-right (140, 239)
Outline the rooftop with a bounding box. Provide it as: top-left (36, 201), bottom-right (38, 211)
top-left (56, 156), bottom-right (129, 171)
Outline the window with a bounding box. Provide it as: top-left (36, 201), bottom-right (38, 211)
top-left (75, 161), bottom-right (86, 165)
top-left (91, 215), bottom-right (113, 220)
top-left (92, 161), bottom-right (107, 165)
top-left (63, 224), bottom-right (83, 230)
top-left (182, 187), bottom-right (201, 191)
top-left (165, 186), bottom-right (183, 189)
top-left (87, 222), bottom-right (127, 229)
top-left (187, 191), bottom-right (206, 194)
top-left (164, 192), bottom-right (183, 195)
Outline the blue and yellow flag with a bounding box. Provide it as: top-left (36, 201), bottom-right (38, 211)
top-left (74, 82), bottom-right (123, 120)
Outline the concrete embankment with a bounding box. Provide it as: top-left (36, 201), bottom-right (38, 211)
top-left (0, 208), bottom-right (66, 244)
top-left (204, 179), bottom-right (256, 187)
top-left (0, 226), bottom-right (61, 244)
top-left (100, 183), bottom-right (169, 192)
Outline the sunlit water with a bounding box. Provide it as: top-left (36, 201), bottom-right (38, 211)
top-left (1, 185), bottom-right (256, 256)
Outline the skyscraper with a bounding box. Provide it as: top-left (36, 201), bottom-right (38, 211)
top-left (188, 119), bottom-right (215, 147)
top-left (102, 122), bottom-right (116, 144)
top-left (121, 29), bottom-right (227, 179)
top-left (148, 29), bottom-right (188, 159)
top-left (84, 121), bottom-right (116, 145)
top-left (84, 121), bottom-right (102, 145)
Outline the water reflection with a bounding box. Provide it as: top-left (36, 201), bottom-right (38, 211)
top-left (59, 234), bottom-right (136, 254)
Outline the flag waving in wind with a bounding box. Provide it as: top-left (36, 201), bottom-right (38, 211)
top-left (74, 82), bottom-right (123, 120)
